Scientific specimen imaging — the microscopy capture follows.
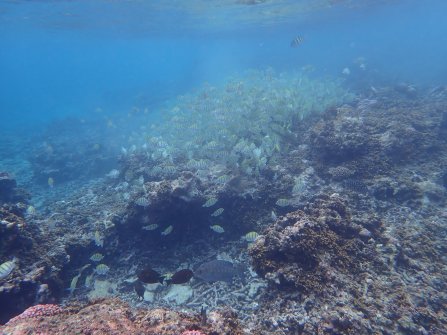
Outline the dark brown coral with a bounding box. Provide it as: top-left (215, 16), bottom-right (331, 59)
top-left (249, 194), bottom-right (382, 293)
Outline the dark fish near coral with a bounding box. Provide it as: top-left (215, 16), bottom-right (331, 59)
top-left (290, 35), bottom-right (304, 48)
top-left (194, 260), bottom-right (244, 283)
top-left (137, 267), bottom-right (164, 284)
top-left (200, 305), bottom-right (207, 325)
top-left (134, 281), bottom-right (145, 300)
top-left (168, 269), bottom-right (194, 284)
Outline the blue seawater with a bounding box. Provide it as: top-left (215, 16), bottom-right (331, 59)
top-left (0, 0), bottom-right (446, 129)
top-left (0, 1), bottom-right (447, 331)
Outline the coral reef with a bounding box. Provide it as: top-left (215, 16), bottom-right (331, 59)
top-left (0, 298), bottom-right (244, 335)
top-left (1, 77), bottom-right (447, 334)
top-left (0, 176), bottom-right (66, 323)
top-left (249, 194), bottom-right (383, 292)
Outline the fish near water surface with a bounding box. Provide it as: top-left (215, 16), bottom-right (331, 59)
top-left (290, 35), bottom-right (304, 48)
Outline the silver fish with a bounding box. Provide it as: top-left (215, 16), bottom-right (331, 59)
top-left (95, 264), bottom-right (110, 275)
top-left (94, 230), bottom-right (104, 248)
top-left (89, 253), bottom-right (104, 262)
top-left (202, 197), bottom-right (218, 207)
top-left (216, 175), bottom-right (231, 184)
top-left (210, 225), bottom-right (225, 233)
top-left (211, 208), bottom-right (224, 217)
top-left (243, 231), bottom-right (259, 242)
top-left (161, 225), bottom-right (173, 236)
top-left (276, 198), bottom-right (291, 207)
top-left (142, 224), bottom-right (158, 231)
top-left (0, 259), bottom-right (16, 280)
top-left (135, 197), bottom-right (150, 207)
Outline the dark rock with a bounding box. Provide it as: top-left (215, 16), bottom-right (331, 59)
top-left (0, 172), bottom-right (28, 204)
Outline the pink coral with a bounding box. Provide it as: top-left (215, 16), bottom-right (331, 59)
top-left (6, 304), bottom-right (63, 325)
top-left (181, 331), bottom-right (206, 335)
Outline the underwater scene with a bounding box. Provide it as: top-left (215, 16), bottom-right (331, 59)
top-left (1, 0), bottom-right (447, 334)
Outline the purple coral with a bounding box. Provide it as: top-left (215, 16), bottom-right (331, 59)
top-left (181, 330), bottom-right (206, 335)
top-left (6, 304), bottom-right (63, 325)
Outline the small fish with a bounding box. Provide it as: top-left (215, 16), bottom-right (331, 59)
top-left (135, 197), bottom-right (150, 207)
top-left (195, 160), bottom-right (208, 169)
top-left (276, 198), bottom-right (291, 207)
top-left (200, 306), bottom-right (207, 326)
top-left (94, 230), bottom-right (104, 247)
top-left (290, 35), bottom-right (304, 48)
top-left (161, 225), bottom-right (173, 236)
top-left (89, 253), bottom-right (104, 262)
top-left (210, 225), bottom-right (225, 233)
top-left (142, 224), bottom-right (158, 231)
top-left (26, 206), bottom-right (36, 216)
top-left (85, 274), bottom-right (93, 288)
top-left (48, 177), bottom-right (54, 188)
top-left (271, 210), bottom-right (278, 221)
top-left (0, 259), bottom-right (16, 280)
top-left (243, 231), bottom-right (259, 242)
top-left (211, 208), bottom-right (224, 217)
top-left (95, 264), bottom-right (110, 275)
top-left (134, 281), bottom-right (145, 300)
top-left (168, 269), bottom-right (194, 285)
top-left (138, 267), bottom-right (164, 284)
top-left (292, 176), bottom-right (306, 195)
top-left (163, 272), bottom-right (173, 281)
top-left (216, 175), bottom-right (231, 184)
top-left (69, 274), bottom-right (81, 295)
top-left (164, 166), bottom-right (176, 174)
top-left (202, 197), bottom-right (218, 207)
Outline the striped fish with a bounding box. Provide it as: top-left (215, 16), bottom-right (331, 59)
top-left (0, 259), bottom-right (16, 280)
top-left (135, 197), bottom-right (150, 207)
top-left (243, 231), bottom-right (259, 242)
top-left (290, 35), bottom-right (304, 48)
top-left (95, 264), bottom-right (110, 275)
top-left (210, 225), bottom-right (225, 233)
top-left (216, 175), bottom-right (231, 184)
top-left (89, 253), bottom-right (104, 262)
top-left (211, 208), bottom-right (224, 217)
